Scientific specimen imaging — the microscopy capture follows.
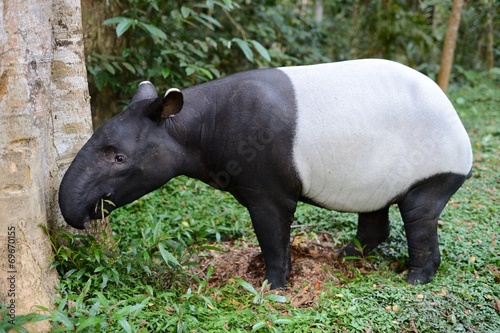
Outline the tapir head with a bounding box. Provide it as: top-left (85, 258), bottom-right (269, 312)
top-left (59, 82), bottom-right (184, 229)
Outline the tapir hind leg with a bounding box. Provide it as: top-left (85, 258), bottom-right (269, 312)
top-left (344, 207), bottom-right (390, 257)
top-left (398, 173), bottom-right (467, 284)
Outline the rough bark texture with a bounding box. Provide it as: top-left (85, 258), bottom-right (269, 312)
top-left (437, 0), bottom-right (464, 92)
top-left (0, 0), bottom-right (92, 331)
top-left (50, 0), bottom-right (94, 230)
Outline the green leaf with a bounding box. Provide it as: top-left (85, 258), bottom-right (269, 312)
top-left (140, 22), bottom-right (167, 41)
top-left (122, 62), bottom-right (136, 74)
top-left (265, 294), bottom-right (288, 303)
top-left (116, 18), bottom-right (133, 37)
top-left (103, 16), bottom-right (126, 25)
top-left (118, 318), bottom-right (133, 333)
top-left (181, 6), bottom-right (191, 18)
top-left (235, 278), bottom-right (258, 295)
top-left (76, 316), bottom-right (105, 332)
top-left (64, 268), bottom-right (76, 278)
top-left (101, 272), bottom-right (109, 289)
top-left (75, 267), bottom-right (86, 280)
top-left (161, 68), bottom-right (171, 78)
top-left (52, 310), bottom-right (74, 330)
top-left (252, 321), bottom-right (267, 331)
top-left (232, 38), bottom-right (253, 62)
top-left (197, 67), bottom-right (213, 80)
top-left (200, 13), bottom-right (222, 29)
top-left (158, 242), bottom-right (181, 267)
top-left (103, 62), bottom-right (116, 75)
top-left (206, 0), bottom-right (214, 10)
top-left (250, 40), bottom-right (271, 62)
top-left (116, 304), bottom-right (145, 317)
top-left (95, 291), bottom-right (110, 307)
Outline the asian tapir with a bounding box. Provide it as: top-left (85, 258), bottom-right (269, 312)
top-left (59, 59), bottom-right (473, 289)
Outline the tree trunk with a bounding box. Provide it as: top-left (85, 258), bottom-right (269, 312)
top-left (0, 0), bottom-right (92, 331)
top-left (350, 0), bottom-right (361, 59)
top-left (437, 0), bottom-right (465, 92)
top-left (315, 0), bottom-right (324, 24)
top-left (485, 0), bottom-right (494, 70)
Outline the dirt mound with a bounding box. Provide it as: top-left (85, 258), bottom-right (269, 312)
top-left (190, 232), bottom-right (375, 308)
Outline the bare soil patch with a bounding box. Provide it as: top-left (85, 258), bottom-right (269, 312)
top-left (190, 232), bottom-right (377, 308)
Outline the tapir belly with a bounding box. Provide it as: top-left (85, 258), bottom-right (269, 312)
top-left (280, 60), bottom-right (472, 213)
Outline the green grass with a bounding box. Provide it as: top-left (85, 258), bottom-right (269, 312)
top-left (6, 73), bottom-right (499, 332)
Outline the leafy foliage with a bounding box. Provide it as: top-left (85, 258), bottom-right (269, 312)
top-left (88, 0), bottom-right (273, 99)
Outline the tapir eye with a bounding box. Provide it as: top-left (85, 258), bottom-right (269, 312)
top-left (114, 155), bottom-right (125, 163)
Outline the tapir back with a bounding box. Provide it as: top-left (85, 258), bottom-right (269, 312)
top-left (280, 59), bottom-right (472, 212)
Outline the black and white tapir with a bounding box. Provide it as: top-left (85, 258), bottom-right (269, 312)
top-left (59, 59), bottom-right (472, 289)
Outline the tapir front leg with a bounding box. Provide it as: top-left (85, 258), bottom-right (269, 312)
top-left (236, 188), bottom-right (298, 289)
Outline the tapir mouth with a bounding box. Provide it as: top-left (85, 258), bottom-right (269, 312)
top-left (89, 193), bottom-right (116, 220)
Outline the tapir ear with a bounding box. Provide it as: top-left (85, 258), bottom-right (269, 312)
top-left (131, 81), bottom-right (158, 103)
top-left (161, 88), bottom-right (184, 118)
top-left (144, 88), bottom-right (184, 123)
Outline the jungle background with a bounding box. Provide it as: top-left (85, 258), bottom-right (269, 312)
top-left (82, 0), bottom-right (497, 126)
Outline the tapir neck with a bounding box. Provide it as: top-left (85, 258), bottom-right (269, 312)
top-left (164, 87), bottom-right (218, 183)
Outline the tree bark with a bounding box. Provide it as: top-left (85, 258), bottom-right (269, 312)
top-left (315, 0), bottom-right (324, 24)
top-left (437, 0), bottom-right (465, 92)
top-left (485, 0), bottom-right (494, 70)
top-left (350, 0), bottom-right (361, 59)
top-left (0, 0), bottom-right (92, 331)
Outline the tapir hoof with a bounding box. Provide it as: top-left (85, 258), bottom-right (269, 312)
top-left (267, 276), bottom-right (287, 290)
top-left (407, 269), bottom-right (435, 285)
top-left (406, 255), bottom-right (441, 285)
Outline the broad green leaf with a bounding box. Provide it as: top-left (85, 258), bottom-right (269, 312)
top-left (76, 316), bottom-right (105, 332)
top-left (252, 321), bottom-right (267, 331)
top-left (250, 40), bottom-right (271, 62)
top-left (265, 294), bottom-right (288, 303)
top-left (139, 22), bottom-right (167, 41)
top-left (233, 38), bottom-right (253, 62)
top-left (116, 304), bottom-right (145, 317)
top-left (52, 310), bottom-right (74, 330)
top-left (101, 272), bottom-right (109, 289)
top-left (161, 68), bottom-right (171, 78)
top-left (103, 17), bottom-right (127, 25)
top-left (200, 13), bottom-right (223, 28)
top-left (158, 242), bottom-right (181, 266)
top-left (197, 67), bottom-right (213, 79)
top-left (117, 318), bottom-right (133, 333)
top-left (63, 268), bottom-right (76, 278)
top-left (235, 278), bottom-right (257, 295)
top-left (103, 62), bottom-right (115, 75)
top-left (116, 18), bottom-right (133, 37)
top-left (94, 291), bottom-right (110, 307)
top-left (181, 6), bottom-right (191, 18)
top-left (122, 62), bottom-right (135, 74)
